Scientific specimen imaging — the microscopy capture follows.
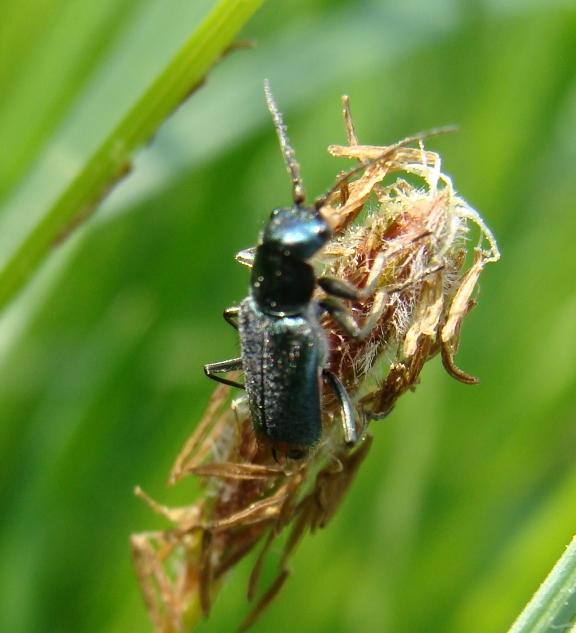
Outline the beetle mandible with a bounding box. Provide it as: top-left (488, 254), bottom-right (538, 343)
top-left (205, 81), bottom-right (396, 460)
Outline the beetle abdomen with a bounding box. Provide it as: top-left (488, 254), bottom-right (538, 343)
top-left (239, 298), bottom-right (326, 449)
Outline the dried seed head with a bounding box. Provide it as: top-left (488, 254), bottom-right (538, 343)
top-left (131, 98), bottom-right (499, 633)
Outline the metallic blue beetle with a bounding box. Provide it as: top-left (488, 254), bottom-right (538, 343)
top-left (205, 83), bottom-right (389, 460)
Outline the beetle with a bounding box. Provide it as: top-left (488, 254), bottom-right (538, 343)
top-left (204, 82), bottom-right (401, 460)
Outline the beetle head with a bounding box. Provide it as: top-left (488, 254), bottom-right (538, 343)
top-left (261, 205), bottom-right (333, 260)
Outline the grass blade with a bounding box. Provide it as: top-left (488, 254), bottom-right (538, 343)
top-left (508, 535), bottom-right (576, 633)
top-left (0, 0), bottom-right (266, 312)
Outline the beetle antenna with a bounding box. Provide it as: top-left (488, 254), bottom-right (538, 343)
top-left (264, 79), bottom-right (306, 206)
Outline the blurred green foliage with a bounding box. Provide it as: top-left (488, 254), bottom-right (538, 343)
top-left (1, 1), bottom-right (576, 632)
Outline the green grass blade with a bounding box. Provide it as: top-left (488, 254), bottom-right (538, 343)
top-left (0, 0), bottom-right (266, 312)
top-left (508, 535), bottom-right (576, 633)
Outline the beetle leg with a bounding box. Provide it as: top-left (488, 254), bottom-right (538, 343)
top-left (323, 369), bottom-right (359, 444)
top-left (204, 358), bottom-right (245, 389)
top-left (223, 306), bottom-right (240, 330)
top-left (318, 229), bottom-right (439, 302)
top-left (320, 259), bottom-right (444, 302)
top-left (318, 250), bottom-right (388, 301)
top-left (235, 247), bottom-right (256, 268)
top-left (320, 260), bottom-right (444, 341)
top-left (319, 290), bottom-right (388, 340)
top-left (317, 250), bottom-right (389, 341)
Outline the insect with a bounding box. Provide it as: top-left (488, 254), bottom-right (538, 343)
top-left (204, 81), bottom-right (397, 460)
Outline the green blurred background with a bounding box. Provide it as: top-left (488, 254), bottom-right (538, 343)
top-left (2, 0), bottom-right (576, 631)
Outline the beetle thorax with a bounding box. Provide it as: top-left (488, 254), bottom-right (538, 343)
top-left (250, 244), bottom-right (315, 316)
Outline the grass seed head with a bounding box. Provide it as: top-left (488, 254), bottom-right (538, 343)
top-left (131, 97), bottom-right (499, 633)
